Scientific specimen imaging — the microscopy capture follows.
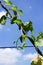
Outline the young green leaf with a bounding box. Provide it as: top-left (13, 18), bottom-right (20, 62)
top-left (0, 15), bottom-right (6, 25)
top-left (37, 32), bottom-right (43, 40)
top-left (6, 12), bottom-right (8, 17)
top-left (18, 10), bottom-right (23, 16)
top-left (19, 35), bottom-right (23, 43)
top-left (35, 39), bottom-right (43, 46)
top-left (11, 16), bottom-right (17, 24)
top-left (12, 6), bottom-right (17, 11)
top-left (13, 19), bottom-right (22, 29)
top-left (31, 35), bottom-right (35, 41)
top-left (12, 6), bottom-right (17, 15)
top-left (12, 19), bottom-right (22, 25)
top-left (5, 1), bottom-right (12, 6)
top-left (13, 11), bottom-right (17, 15)
top-left (19, 35), bottom-right (28, 43)
top-left (23, 42), bottom-right (26, 47)
top-left (35, 32), bottom-right (43, 46)
top-left (11, 18), bottom-right (23, 30)
top-left (22, 21), bottom-right (34, 34)
top-left (20, 46), bottom-right (23, 49)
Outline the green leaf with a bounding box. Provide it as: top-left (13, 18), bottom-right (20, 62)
top-left (37, 32), bottom-right (43, 39)
top-left (6, 12), bottom-right (8, 17)
top-left (13, 11), bottom-right (17, 15)
top-left (31, 35), bottom-right (35, 41)
top-left (31, 56), bottom-right (42, 65)
top-left (20, 46), bottom-right (23, 49)
top-left (12, 6), bottom-right (17, 11)
top-left (12, 6), bottom-right (17, 15)
top-left (30, 26), bottom-right (34, 34)
top-left (11, 18), bottom-right (22, 30)
top-left (35, 39), bottom-right (43, 46)
top-left (13, 19), bottom-right (22, 30)
top-left (0, 15), bottom-right (6, 25)
top-left (11, 16), bottom-right (17, 24)
top-left (19, 10), bottom-right (23, 16)
top-left (35, 32), bottom-right (43, 46)
top-left (19, 35), bottom-right (28, 43)
top-left (11, 19), bottom-right (22, 25)
top-left (23, 42), bottom-right (26, 47)
top-left (19, 35), bottom-right (23, 43)
top-left (5, 1), bottom-right (12, 6)
top-left (23, 21), bottom-right (34, 34)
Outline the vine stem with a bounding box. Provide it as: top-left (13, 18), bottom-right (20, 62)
top-left (0, 1), bottom-right (12, 18)
top-left (27, 36), bottom-right (43, 56)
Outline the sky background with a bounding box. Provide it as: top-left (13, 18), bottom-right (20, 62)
top-left (0, 0), bottom-right (43, 65)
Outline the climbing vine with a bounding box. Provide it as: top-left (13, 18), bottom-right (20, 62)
top-left (0, 1), bottom-right (43, 64)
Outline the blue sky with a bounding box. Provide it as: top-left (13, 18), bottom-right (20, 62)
top-left (0, 0), bottom-right (43, 65)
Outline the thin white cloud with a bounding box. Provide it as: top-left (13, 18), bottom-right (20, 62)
top-left (0, 11), bottom-right (6, 18)
top-left (0, 48), bottom-right (22, 65)
top-left (23, 53), bottom-right (37, 61)
top-left (0, 48), bottom-right (38, 65)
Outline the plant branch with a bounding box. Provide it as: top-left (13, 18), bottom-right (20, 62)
top-left (0, 1), bottom-right (12, 18)
top-left (27, 36), bottom-right (43, 56)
